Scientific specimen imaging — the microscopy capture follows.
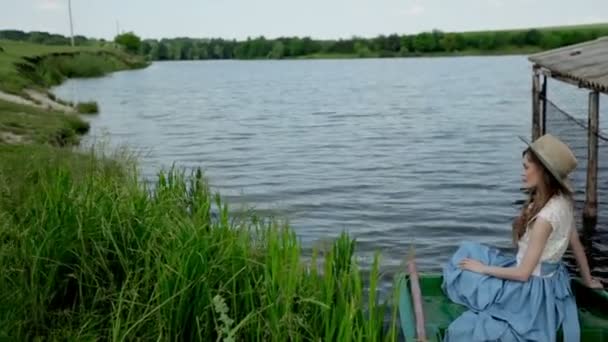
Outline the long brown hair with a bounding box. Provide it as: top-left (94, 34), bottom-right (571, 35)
top-left (512, 148), bottom-right (572, 243)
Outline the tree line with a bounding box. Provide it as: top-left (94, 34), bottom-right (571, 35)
top-left (136, 27), bottom-right (608, 60)
top-left (2, 26), bottom-right (608, 60)
top-left (0, 30), bottom-right (103, 46)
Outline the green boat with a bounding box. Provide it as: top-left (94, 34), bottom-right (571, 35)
top-left (398, 274), bottom-right (608, 341)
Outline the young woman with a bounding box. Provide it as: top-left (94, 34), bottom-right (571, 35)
top-left (442, 134), bottom-right (603, 342)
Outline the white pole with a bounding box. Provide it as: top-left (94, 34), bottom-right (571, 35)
top-left (68, 0), bottom-right (75, 46)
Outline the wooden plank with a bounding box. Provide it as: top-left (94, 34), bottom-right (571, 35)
top-left (398, 275), bottom-right (417, 341)
top-left (408, 257), bottom-right (427, 341)
top-left (532, 66), bottom-right (542, 140)
top-left (583, 91), bottom-right (599, 224)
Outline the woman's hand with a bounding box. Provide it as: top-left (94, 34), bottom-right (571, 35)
top-left (459, 258), bottom-right (487, 274)
top-left (584, 277), bottom-right (604, 290)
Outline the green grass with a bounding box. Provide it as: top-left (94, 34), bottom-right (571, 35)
top-left (0, 36), bottom-right (399, 341)
top-left (76, 101), bottom-right (99, 114)
top-left (0, 35), bottom-right (399, 341)
top-left (0, 40), bottom-right (146, 146)
top-left (0, 40), bottom-right (93, 93)
top-left (0, 99), bottom-right (89, 145)
top-left (0, 40), bottom-right (147, 94)
top-left (0, 145), bottom-right (399, 340)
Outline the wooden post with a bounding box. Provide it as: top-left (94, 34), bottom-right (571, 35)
top-left (583, 91), bottom-right (599, 224)
top-left (541, 75), bottom-right (547, 135)
top-left (407, 257), bottom-right (427, 341)
top-left (532, 66), bottom-right (542, 140)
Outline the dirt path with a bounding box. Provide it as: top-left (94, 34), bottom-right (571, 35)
top-left (0, 91), bottom-right (39, 107)
top-left (0, 89), bottom-right (76, 113)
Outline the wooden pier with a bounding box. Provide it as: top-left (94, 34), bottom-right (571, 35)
top-left (528, 37), bottom-right (607, 225)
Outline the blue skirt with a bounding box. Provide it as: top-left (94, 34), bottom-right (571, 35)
top-left (442, 242), bottom-right (580, 342)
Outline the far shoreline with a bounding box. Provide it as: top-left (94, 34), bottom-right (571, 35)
top-left (149, 47), bottom-right (542, 62)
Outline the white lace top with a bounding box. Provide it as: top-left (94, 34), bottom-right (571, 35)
top-left (516, 194), bottom-right (574, 276)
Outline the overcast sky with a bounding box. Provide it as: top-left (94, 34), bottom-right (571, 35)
top-left (2, 0), bottom-right (607, 40)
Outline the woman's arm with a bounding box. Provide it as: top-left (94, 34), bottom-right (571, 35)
top-left (460, 218), bottom-right (552, 282)
top-left (569, 228), bottom-right (603, 289)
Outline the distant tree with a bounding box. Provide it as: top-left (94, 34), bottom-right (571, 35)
top-left (0, 30), bottom-right (28, 41)
top-left (386, 34), bottom-right (401, 52)
top-left (493, 32), bottom-right (510, 49)
top-left (510, 31), bottom-right (527, 46)
top-left (9, 25), bottom-right (606, 62)
top-left (156, 42), bottom-right (170, 60)
top-left (26, 31), bottom-right (70, 45)
top-left (540, 32), bottom-right (563, 49)
top-left (400, 35), bottom-right (415, 52)
top-left (198, 42), bottom-right (210, 59)
top-left (169, 42), bottom-right (183, 60)
top-left (413, 32), bottom-right (437, 52)
top-left (214, 39), bottom-right (234, 59)
top-left (282, 37), bottom-right (303, 57)
top-left (148, 41), bottom-right (159, 59)
top-left (140, 40), bottom-right (152, 56)
top-left (463, 33), bottom-right (483, 49)
top-left (181, 40), bottom-right (194, 59)
top-left (561, 30), bottom-right (588, 45)
top-left (440, 33), bottom-right (459, 52)
top-left (234, 37), bottom-right (252, 59)
top-left (398, 46), bottom-right (410, 56)
top-left (431, 30), bottom-right (444, 51)
top-left (479, 34), bottom-right (497, 50)
top-left (29, 32), bottom-right (47, 44)
top-left (324, 39), bottom-right (354, 55)
top-left (114, 32), bottom-right (142, 54)
top-left (523, 29), bottom-right (542, 46)
top-left (301, 37), bottom-right (321, 55)
top-left (269, 41), bottom-right (285, 59)
top-left (212, 44), bottom-right (224, 59)
top-left (190, 44), bottom-right (201, 59)
top-left (249, 36), bottom-right (272, 58)
top-left (354, 41), bottom-right (372, 57)
top-left (373, 35), bottom-right (387, 52)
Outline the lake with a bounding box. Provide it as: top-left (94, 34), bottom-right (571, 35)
top-left (54, 57), bottom-right (607, 286)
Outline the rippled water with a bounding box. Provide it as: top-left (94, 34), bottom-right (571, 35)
top-left (54, 57), bottom-right (606, 285)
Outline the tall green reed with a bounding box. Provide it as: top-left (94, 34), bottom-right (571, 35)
top-left (0, 145), bottom-right (398, 341)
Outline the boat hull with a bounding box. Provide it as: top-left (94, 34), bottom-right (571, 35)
top-left (398, 274), bottom-right (608, 341)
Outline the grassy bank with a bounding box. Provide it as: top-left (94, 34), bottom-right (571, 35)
top-left (0, 40), bottom-right (147, 94)
top-left (0, 145), bottom-right (398, 340)
top-left (0, 40), bottom-right (146, 146)
top-left (0, 99), bottom-right (89, 145)
top-left (0, 41), bottom-right (400, 340)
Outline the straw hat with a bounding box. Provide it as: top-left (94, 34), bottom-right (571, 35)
top-left (519, 134), bottom-right (577, 192)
